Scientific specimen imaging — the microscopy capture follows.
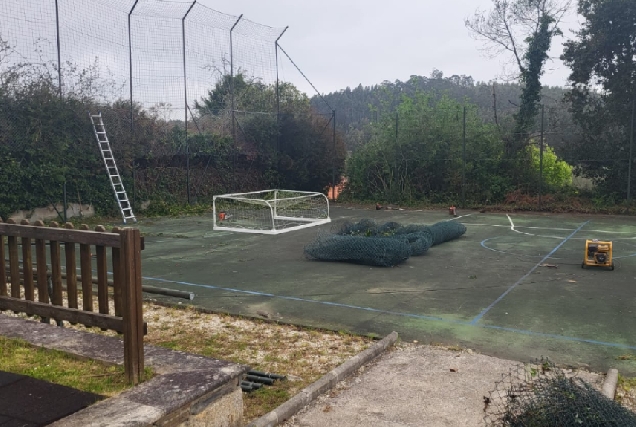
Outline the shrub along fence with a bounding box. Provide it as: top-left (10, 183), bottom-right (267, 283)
top-left (0, 219), bottom-right (145, 384)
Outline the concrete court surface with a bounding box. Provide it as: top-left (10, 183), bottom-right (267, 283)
top-left (132, 206), bottom-right (636, 375)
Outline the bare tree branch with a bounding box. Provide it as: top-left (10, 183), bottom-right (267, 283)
top-left (466, 0), bottom-right (572, 77)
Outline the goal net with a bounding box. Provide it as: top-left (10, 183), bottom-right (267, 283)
top-left (213, 190), bottom-right (331, 234)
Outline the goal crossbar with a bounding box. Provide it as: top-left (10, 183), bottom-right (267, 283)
top-left (213, 189), bottom-right (331, 234)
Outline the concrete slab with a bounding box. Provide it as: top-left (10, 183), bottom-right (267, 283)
top-left (282, 344), bottom-right (605, 427)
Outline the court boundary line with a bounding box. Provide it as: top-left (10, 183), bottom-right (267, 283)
top-left (140, 274), bottom-right (636, 351)
top-left (469, 220), bottom-right (589, 325)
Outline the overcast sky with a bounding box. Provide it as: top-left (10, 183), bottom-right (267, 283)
top-left (208, 0), bottom-right (581, 95)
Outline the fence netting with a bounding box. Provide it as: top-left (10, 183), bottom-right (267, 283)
top-left (485, 359), bottom-right (636, 427)
top-left (0, 0), bottom-right (314, 218)
top-left (304, 219), bottom-right (466, 267)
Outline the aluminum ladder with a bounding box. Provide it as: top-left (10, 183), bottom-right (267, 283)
top-left (89, 112), bottom-right (136, 224)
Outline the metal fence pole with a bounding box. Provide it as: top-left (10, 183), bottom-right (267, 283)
top-left (54, 0), bottom-right (62, 97)
top-left (230, 14), bottom-right (243, 191)
top-left (539, 105), bottom-right (544, 209)
top-left (55, 0), bottom-right (65, 206)
top-left (275, 26), bottom-right (288, 181)
top-left (332, 109), bottom-right (336, 201)
top-left (63, 181), bottom-right (67, 223)
top-left (127, 1), bottom-right (140, 209)
top-left (628, 98), bottom-right (635, 211)
top-left (128, 0), bottom-right (139, 133)
top-left (462, 106), bottom-right (466, 209)
top-left (182, 1), bottom-right (196, 205)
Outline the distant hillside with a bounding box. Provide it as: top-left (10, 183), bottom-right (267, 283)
top-left (310, 71), bottom-right (576, 152)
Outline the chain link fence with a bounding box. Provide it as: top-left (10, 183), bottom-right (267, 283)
top-left (0, 0), bottom-right (344, 219)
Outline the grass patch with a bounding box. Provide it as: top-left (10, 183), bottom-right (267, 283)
top-left (243, 385), bottom-right (291, 420)
top-left (0, 336), bottom-right (152, 397)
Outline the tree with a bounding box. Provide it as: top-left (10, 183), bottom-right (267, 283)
top-left (194, 74), bottom-right (249, 115)
top-left (561, 0), bottom-right (636, 195)
top-left (345, 93), bottom-right (507, 203)
top-left (527, 143), bottom-right (573, 187)
top-left (194, 75), bottom-right (346, 193)
top-left (466, 0), bottom-right (571, 153)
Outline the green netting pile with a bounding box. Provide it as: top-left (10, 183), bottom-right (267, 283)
top-left (485, 359), bottom-right (636, 427)
top-left (304, 219), bottom-right (466, 267)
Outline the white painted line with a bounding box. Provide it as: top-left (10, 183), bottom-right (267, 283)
top-left (506, 214), bottom-right (538, 237)
top-left (448, 213), bottom-right (473, 221)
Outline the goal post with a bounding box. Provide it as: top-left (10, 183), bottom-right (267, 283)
top-left (213, 189), bottom-right (331, 234)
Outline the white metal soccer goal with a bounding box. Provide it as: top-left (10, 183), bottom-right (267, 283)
top-left (213, 190), bottom-right (331, 234)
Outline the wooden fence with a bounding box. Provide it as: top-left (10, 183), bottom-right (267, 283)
top-left (0, 219), bottom-right (145, 384)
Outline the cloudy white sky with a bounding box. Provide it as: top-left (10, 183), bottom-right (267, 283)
top-left (209, 0), bottom-right (581, 95)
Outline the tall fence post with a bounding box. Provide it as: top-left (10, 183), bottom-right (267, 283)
top-left (230, 14), bottom-right (243, 191)
top-left (462, 106), bottom-right (466, 209)
top-left (539, 104), bottom-right (544, 210)
top-left (128, 0), bottom-right (139, 134)
top-left (275, 26), bottom-right (289, 183)
top-left (121, 228), bottom-right (144, 385)
top-left (182, 1), bottom-right (196, 205)
top-left (628, 98), bottom-right (635, 212)
top-left (54, 0), bottom-right (62, 97)
top-left (332, 109), bottom-right (337, 201)
top-left (127, 1), bottom-right (140, 205)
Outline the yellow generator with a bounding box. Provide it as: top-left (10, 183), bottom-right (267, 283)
top-left (582, 239), bottom-right (614, 270)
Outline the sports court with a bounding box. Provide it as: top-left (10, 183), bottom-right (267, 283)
top-left (135, 207), bottom-right (636, 374)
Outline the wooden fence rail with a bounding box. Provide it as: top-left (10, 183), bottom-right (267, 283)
top-left (0, 219), bottom-right (145, 384)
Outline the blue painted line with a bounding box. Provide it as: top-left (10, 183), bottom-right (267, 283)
top-left (139, 273), bottom-right (636, 351)
top-left (141, 275), bottom-right (453, 324)
top-left (470, 220), bottom-right (589, 325)
top-left (482, 325), bottom-right (636, 351)
top-left (480, 237), bottom-right (499, 252)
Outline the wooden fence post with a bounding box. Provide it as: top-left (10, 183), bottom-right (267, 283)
top-left (79, 224), bottom-right (93, 312)
top-left (95, 225), bottom-right (109, 318)
top-left (7, 219), bottom-right (20, 300)
top-left (65, 223), bottom-right (78, 310)
top-left (111, 227), bottom-right (122, 317)
top-left (0, 217), bottom-right (6, 297)
top-left (121, 228), bottom-right (144, 384)
top-left (20, 220), bottom-right (34, 301)
top-left (33, 220), bottom-right (49, 323)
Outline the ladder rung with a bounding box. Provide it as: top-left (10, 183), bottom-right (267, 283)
top-left (91, 112), bottom-right (135, 223)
